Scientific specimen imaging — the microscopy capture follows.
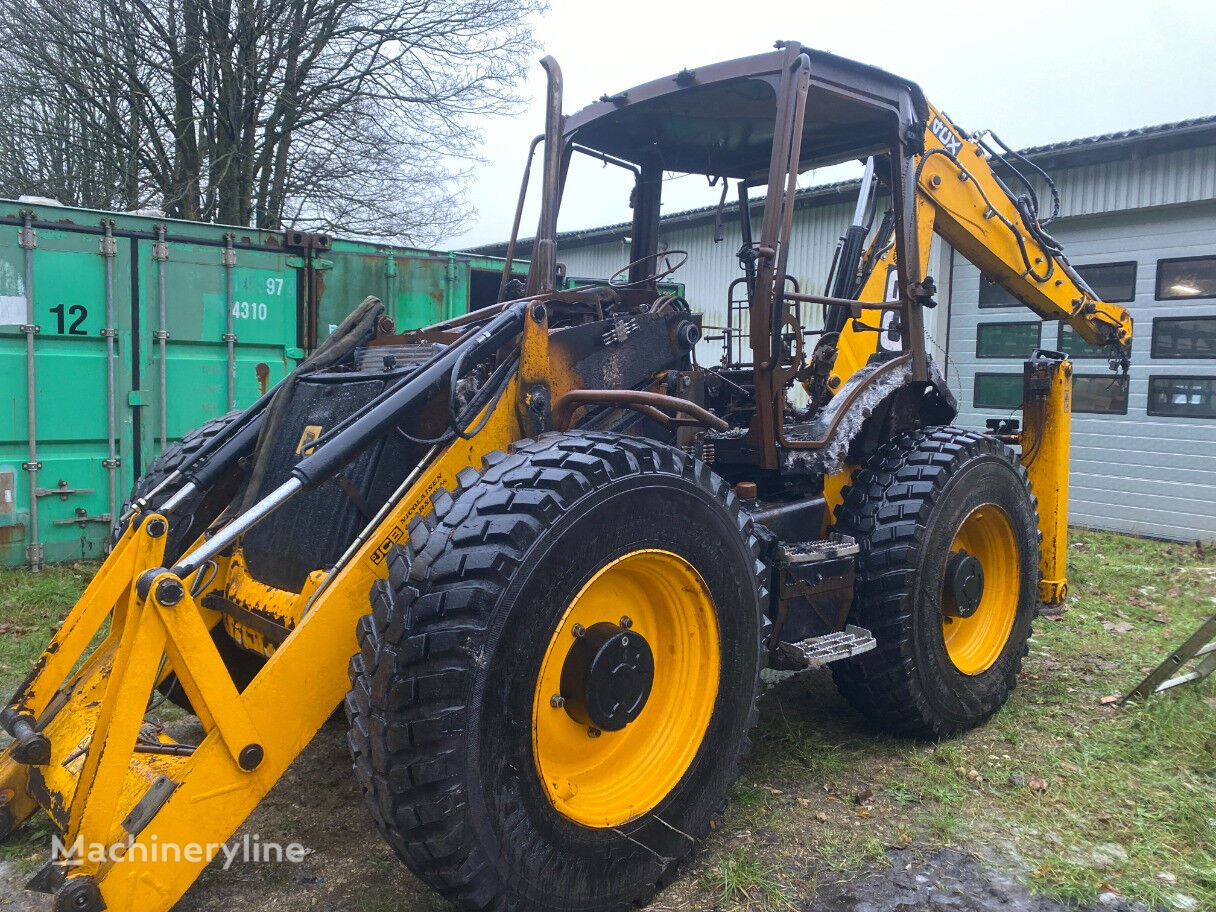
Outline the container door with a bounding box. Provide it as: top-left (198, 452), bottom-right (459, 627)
top-left (138, 234), bottom-right (299, 470)
top-left (314, 245), bottom-right (460, 342)
top-left (0, 221), bottom-right (132, 566)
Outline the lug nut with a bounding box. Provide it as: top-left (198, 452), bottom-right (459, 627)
top-left (550, 694), bottom-right (565, 709)
top-left (619, 616), bottom-right (632, 629)
top-left (571, 623), bottom-right (586, 638)
top-left (587, 727), bottom-right (601, 738)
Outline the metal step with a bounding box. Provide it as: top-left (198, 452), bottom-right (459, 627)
top-left (783, 624), bottom-right (876, 668)
top-left (778, 533), bottom-right (860, 564)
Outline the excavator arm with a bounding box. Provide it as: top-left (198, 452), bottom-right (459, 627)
top-left (915, 104), bottom-right (1132, 354)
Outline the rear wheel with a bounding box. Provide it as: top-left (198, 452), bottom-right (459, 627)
top-left (346, 432), bottom-right (764, 912)
top-left (830, 426), bottom-right (1039, 738)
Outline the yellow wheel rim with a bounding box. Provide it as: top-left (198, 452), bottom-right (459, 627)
top-left (532, 549), bottom-right (720, 828)
top-left (941, 505), bottom-right (1020, 676)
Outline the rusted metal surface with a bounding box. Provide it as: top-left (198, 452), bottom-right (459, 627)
top-left (554, 389), bottom-right (728, 431)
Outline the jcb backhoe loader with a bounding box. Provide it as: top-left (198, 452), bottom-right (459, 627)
top-left (1, 42), bottom-right (1132, 912)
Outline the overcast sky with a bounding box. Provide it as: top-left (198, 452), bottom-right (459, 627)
top-left (442, 0), bottom-right (1216, 250)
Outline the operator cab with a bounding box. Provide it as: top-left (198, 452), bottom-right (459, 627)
top-left (504, 42), bottom-right (943, 475)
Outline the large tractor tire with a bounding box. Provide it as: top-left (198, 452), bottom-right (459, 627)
top-left (346, 433), bottom-right (764, 912)
top-left (114, 411), bottom-right (262, 711)
top-left (831, 426), bottom-right (1039, 739)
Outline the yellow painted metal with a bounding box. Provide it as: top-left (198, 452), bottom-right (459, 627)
top-left (820, 464), bottom-right (856, 537)
top-left (220, 553), bottom-right (325, 657)
top-left (942, 505), bottom-right (1020, 675)
top-left (1020, 358), bottom-right (1072, 606)
top-left (532, 549), bottom-right (720, 828)
top-left (0, 383), bottom-right (522, 910)
top-left (917, 105), bottom-right (1132, 350)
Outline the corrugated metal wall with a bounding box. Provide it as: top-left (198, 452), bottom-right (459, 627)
top-left (1016, 145), bottom-right (1216, 220)
top-left (948, 202), bottom-right (1216, 542)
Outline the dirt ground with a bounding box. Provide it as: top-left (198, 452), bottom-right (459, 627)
top-left (1, 529), bottom-right (1213, 911)
top-left (0, 696), bottom-right (1159, 912)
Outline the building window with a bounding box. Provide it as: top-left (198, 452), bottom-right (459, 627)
top-left (978, 275), bottom-right (1020, 308)
top-left (1073, 374), bottom-right (1129, 414)
top-left (1058, 323), bottom-right (1108, 359)
top-left (976, 322), bottom-right (1041, 358)
top-left (974, 373), bottom-right (1023, 410)
top-left (1151, 316), bottom-right (1216, 359)
top-left (1156, 256), bottom-right (1216, 300)
top-left (1147, 376), bottom-right (1216, 419)
top-left (1075, 261), bottom-right (1137, 303)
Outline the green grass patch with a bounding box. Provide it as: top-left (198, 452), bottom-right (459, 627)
top-left (704, 845), bottom-right (791, 909)
top-left (1, 533), bottom-right (1214, 910)
top-left (0, 562), bottom-right (95, 697)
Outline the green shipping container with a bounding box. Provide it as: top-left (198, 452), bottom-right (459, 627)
top-left (0, 201), bottom-right (528, 568)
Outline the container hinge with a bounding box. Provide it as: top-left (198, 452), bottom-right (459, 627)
top-left (102, 458), bottom-right (120, 469)
top-left (221, 247), bottom-right (237, 268)
top-left (153, 330), bottom-right (170, 341)
top-left (53, 511), bottom-right (113, 526)
top-left (99, 328), bottom-right (118, 338)
top-left (98, 236), bottom-right (117, 258)
top-left (152, 240), bottom-right (169, 262)
top-left (35, 483), bottom-right (96, 500)
top-left (22, 461), bottom-right (43, 472)
top-left (18, 227), bottom-right (37, 250)
top-left (222, 332), bottom-right (238, 343)
top-left (19, 323), bottom-right (39, 335)
top-left (26, 542), bottom-right (43, 566)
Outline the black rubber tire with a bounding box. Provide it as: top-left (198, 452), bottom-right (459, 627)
top-left (112, 411), bottom-right (246, 565)
top-left (114, 411), bottom-right (262, 712)
top-left (830, 426), bottom-right (1039, 739)
top-left (346, 432), bottom-right (765, 912)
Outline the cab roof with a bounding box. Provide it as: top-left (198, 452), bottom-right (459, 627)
top-left (563, 44), bottom-right (929, 180)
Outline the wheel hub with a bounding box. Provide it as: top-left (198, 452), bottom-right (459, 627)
top-left (944, 549), bottom-right (984, 618)
top-left (560, 622), bottom-right (654, 731)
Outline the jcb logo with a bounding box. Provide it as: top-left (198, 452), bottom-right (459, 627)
top-left (929, 116), bottom-right (962, 156)
top-left (369, 525), bottom-right (406, 566)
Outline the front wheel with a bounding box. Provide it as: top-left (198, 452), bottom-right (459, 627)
top-left (831, 426), bottom-right (1040, 739)
top-left (345, 433), bottom-right (764, 912)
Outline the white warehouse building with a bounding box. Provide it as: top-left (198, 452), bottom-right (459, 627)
top-left (474, 117), bottom-right (1216, 542)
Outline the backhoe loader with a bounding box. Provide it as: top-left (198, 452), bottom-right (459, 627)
top-left (1, 42), bottom-right (1132, 912)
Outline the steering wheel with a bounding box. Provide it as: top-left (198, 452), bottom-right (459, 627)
top-left (608, 249), bottom-right (689, 288)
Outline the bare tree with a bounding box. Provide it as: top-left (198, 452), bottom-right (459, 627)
top-left (0, 0), bottom-right (543, 243)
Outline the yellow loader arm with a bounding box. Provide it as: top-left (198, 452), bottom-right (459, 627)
top-left (0, 382), bottom-right (524, 912)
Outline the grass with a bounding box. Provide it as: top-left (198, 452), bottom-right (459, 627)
top-left (703, 846), bottom-right (791, 909)
top-left (2, 531), bottom-right (1214, 911)
top-left (0, 562), bottom-right (95, 697)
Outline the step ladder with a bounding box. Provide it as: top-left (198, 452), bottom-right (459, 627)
top-left (1121, 613), bottom-right (1216, 703)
